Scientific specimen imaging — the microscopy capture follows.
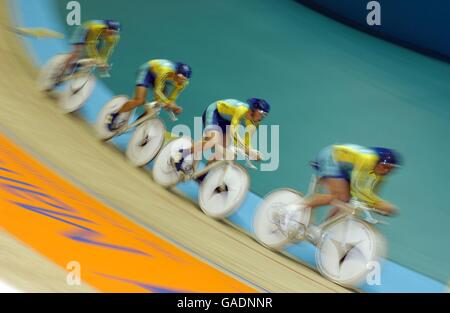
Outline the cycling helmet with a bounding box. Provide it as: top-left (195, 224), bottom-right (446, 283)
top-left (105, 20), bottom-right (121, 32)
top-left (175, 62), bottom-right (192, 79)
top-left (247, 98), bottom-right (271, 114)
top-left (371, 147), bottom-right (402, 166)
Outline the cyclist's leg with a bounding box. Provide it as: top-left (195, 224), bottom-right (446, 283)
top-left (202, 107), bottom-right (228, 163)
top-left (304, 177), bottom-right (350, 208)
top-left (55, 44), bottom-right (84, 85)
top-left (118, 65), bottom-right (152, 113)
top-left (187, 130), bottom-right (223, 182)
top-left (303, 145), bottom-right (351, 211)
top-left (62, 25), bottom-right (88, 77)
top-left (118, 86), bottom-right (148, 113)
top-left (191, 110), bottom-right (224, 170)
top-left (279, 147), bottom-right (350, 236)
top-left (107, 84), bottom-right (148, 131)
top-left (182, 108), bottom-right (225, 179)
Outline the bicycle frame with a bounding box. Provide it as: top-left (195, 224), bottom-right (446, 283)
top-left (190, 158), bottom-right (232, 183)
top-left (168, 143), bottom-right (257, 189)
top-left (114, 101), bottom-right (177, 136)
top-left (61, 58), bottom-right (97, 83)
top-left (282, 173), bottom-right (387, 244)
top-left (306, 173), bottom-right (386, 223)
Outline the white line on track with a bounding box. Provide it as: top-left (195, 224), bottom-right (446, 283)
top-left (0, 280), bottom-right (21, 293)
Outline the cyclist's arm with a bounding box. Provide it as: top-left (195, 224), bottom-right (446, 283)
top-left (85, 40), bottom-right (98, 59)
top-left (153, 72), bottom-right (171, 105)
top-left (85, 26), bottom-right (111, 64)
top-left (229, 108), bottom-right (253, 151)
top-left (334, 146), bottom-right (397, 215)
top-left (167, 80), bottom-right (188, 103)
top-left (83, 25), bottom-right (101, 60)
top-left (98, 34), bottom-right (119, 65)
top-left (350, 158), bottom-right (384, 207)
top-left (243, 121), bottom-right (257, 152)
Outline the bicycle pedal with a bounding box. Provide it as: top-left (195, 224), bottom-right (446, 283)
top-left (178, 171), bottom-right (193, 183)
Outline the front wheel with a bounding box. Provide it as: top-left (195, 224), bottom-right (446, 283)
top-left (152, 136), bottom-right (192, 187)
top-left (126, 118), bottom-right (166, 167)
top-left (95, 95), bottom-right (131, 140)
top-left (198, 163), bottom-right (249, 219)
top-left (315, 217), bottom-right (385, 287)
top-left (59, 74), bottom-right (96, 113)
top-left (253, 189), bottom-right (311, 250)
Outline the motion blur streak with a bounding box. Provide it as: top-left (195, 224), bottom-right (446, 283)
top-left (0, 133), bottom-right (256, 293)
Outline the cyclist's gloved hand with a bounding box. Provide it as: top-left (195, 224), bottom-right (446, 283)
top-left (169, 103), bottom-right (183, 115)
top-left (376, 202), bottom-right (398, 216)
top-left (98, 63), bottom-right (111, 78)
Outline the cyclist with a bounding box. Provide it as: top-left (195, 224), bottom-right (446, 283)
top-left (171, 98), bottom-right (270, 176)
top-left (107, 59), bottom-right (191, 131)
top-left (49, 19), bottom-right (121, 91)
top-left (280, 144), bottom-right (401, 239)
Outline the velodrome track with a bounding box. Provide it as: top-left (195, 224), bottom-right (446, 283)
top-left (0, 0), bottom-right (348, 293)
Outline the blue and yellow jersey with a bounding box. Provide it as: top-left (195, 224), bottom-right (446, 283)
top-left (70, 20), bottom-right (120, 64)
top-left (216, 99), bottom-right (255, 148)
top-left (145, 59), bottom-right (188, 105)
top-left (332, 144), bottom-right (385, 207)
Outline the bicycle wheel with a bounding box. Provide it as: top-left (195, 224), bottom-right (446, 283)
top-left (152, 136), bottom-right (192, 187)
top-left (126, 118), bottom-right (166, 167)
top-left (95, 95), bottom-right (131, 140)
top-left (59, 74), bottom-right (96, 113)
top-left (37, 54), bottom-right (70, 92)
top-left (253, 189), bottom-right (311, 250)
top-left (198, 163), bottom-right (249, 219)
top-left (315, 217), bottom-right (384, 287)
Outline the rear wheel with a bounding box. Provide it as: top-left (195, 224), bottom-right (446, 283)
top-left (253, 189), bottom-right (311, 250)
top-left (95, 96), bottom-right (131, 140)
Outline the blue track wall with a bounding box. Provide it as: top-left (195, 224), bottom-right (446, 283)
top-left (297, 0), bottom-right (450, 61)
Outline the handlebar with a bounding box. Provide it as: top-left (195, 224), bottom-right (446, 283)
top-left (76, 58), bottom-right (113, 77)
top-left (245, 159), bottom-right (258, 170)
top-left (167, 111), bottom-right (178, 122)
top-left (77, 58), bottom-right (98, 67)
top-left (227, 144), bottom-right (259, 170)
top-left (349, 199), bottom-right (390, 217)
top-left (146, 101), bottom-right (178, 122)
top-left (331, 199), bottom-right (389, 225)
